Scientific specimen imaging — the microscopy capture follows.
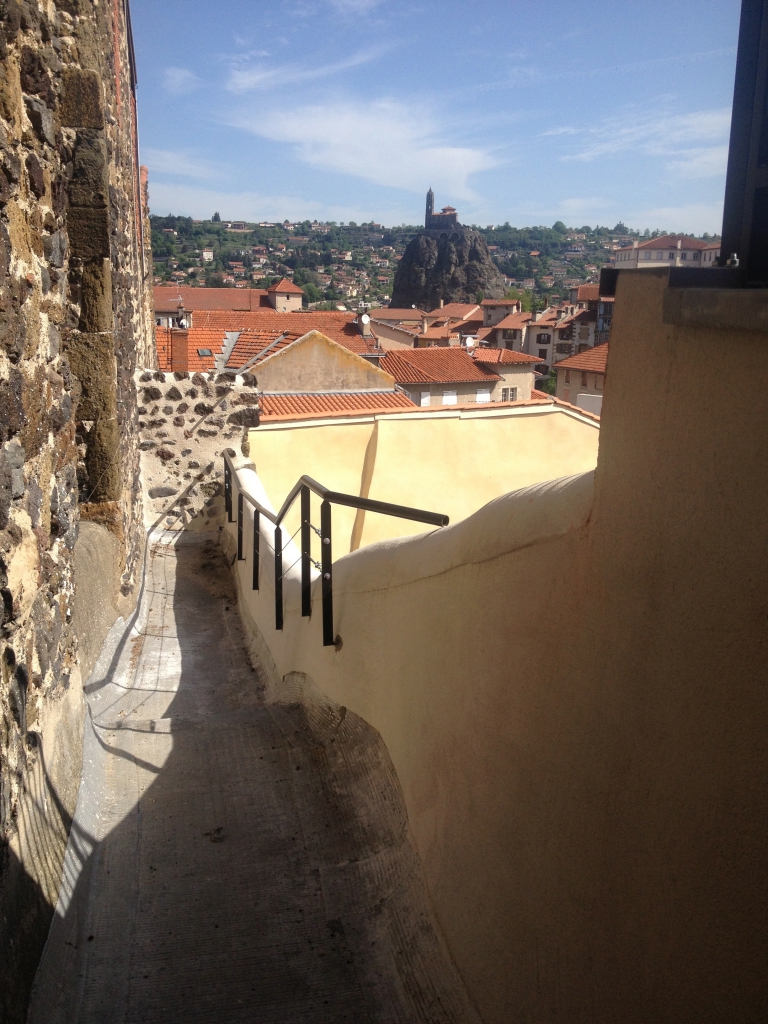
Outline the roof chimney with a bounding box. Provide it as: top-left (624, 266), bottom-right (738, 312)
top-left (439, 299), bottom-right (444, 308)
top-left (531, 310), bottom-right (539, 323)
top-left (422, 317), bottom-right (428, 333)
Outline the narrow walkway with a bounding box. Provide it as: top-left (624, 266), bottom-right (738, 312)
top-left (29, 532), bottom-right (475, 1023)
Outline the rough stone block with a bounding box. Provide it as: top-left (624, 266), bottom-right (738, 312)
top-left (68, 130), bottom-right (108, 208)
top-left (67, 206), bottom-right (110, 260)
top-left (43, 229), bottom-right (67, 268)
top-left (227, 408), bottom-right (260, 427)
top-left (24, 95), bottom-right (54, 145)
top-left (165, 385), bottom-right (182, 401)
top-left (25, 153), bottom-right (44, 198)
top-left (58, 68), bottom-right (104, 129)
top-left (83, 417), bottom-right (121, 502)
top-left (64, 331), bottom-right (116, 419)
top-left (79, 259), bottom-right (112, 332)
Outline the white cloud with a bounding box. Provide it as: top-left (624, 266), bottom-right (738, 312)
top-left (226, 47), bottom-right (383, 93)
top-left (162, 67), bottom-right (202, 96)
top-left (142, 149), bottom-right (220, 182)
top-left (545, 106), bottom-right (731, 179)
top-left (229, 99), bottom-right (495, 197)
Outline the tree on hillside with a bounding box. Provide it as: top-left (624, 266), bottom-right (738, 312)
top-left (212, 211), bottom-right (221, 223)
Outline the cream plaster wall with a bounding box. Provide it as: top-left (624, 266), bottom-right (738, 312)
top-left (248, 404), bottom-right (600, 550)
top-left (223, 470), bottom-right (596, 1024)
top-left (228, 267), bottom-right (767, 1024)
top-left (556, 368), bottom-right (604, 403)
top-left (256, 331), bottom-right (395, 393)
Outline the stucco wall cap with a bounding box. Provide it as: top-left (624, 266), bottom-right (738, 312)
top-left (331, 470), bottom-right (594, 594)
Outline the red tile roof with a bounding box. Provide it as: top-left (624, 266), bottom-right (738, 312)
top-left (227, 329), bottom-right (297, 369)
top-left (260, 391), bottom-right (413, 419)
top-left (154, 286), bottom-right (270, 312)
top-left (186, 310), bottom-right (379, 356)
top-left (495, 311), bottom-right (533, 330)
top-left (427, 302), bottom-right (480, 320)
top-left (553, 343), bottom-right (609, 373)
top-left (266, 276), bottom-right (304, 294)
top-left (381, 348), bottom-right (501, 384)
top-left (616, 234), bottom-right (709, 252)
top-left (472, 348), bottom-right (540, 365)
top-left (155, 326), bottom-right (228, 372)
top-left (574, 284), bottom-right (599, 302)
top-left (368, 307), bottom-right (427, 320)
top-left (481, 298), bottom-right (522, 306)
top-left (421, 325), bottom-right (460, 340)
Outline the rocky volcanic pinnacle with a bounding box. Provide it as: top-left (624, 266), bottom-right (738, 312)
top-left (391, 230), bottom-right (506, 309)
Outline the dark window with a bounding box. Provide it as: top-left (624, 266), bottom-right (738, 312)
top-left (581, 372), bottom-right (588, 386)
top-left (197, 348), bottom-right (213, 356)
top-left (539, 349), bottom-right (548, 359)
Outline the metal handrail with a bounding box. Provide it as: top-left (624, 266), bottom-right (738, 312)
top-left (223, 451), bottom-right (449, 646)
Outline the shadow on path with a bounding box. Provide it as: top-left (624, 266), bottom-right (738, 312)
top-left (27, 531), bottom-right (475, 1023)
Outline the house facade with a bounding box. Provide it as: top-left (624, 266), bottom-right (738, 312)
top-left (554, 343), bottom-right (609, 415)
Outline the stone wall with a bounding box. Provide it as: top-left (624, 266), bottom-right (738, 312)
top-left (136, 369), bottom-right (260, 532)
top-left (0, 2), bottom-right (153, 1019)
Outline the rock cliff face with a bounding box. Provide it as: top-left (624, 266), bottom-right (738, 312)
top-left (391, 230), bottom-right (506, 309)
top-left (0, 2), bottom-right (153, 1018)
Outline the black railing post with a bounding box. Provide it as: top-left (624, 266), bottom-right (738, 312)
top-left (301, 484), bottom-right (311, 617)
top-left (237, 492), bottom-right (244, 560)
top-left (274, 525), bottom-right (283, 631)
top-left (224, 460), bottom-right (232, 522)
top-left (320, 500), bottom-right (333, 646)
top-left (252, 509), bottom-right (260, 590)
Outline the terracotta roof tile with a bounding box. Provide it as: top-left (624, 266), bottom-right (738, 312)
top-left (616, 234), bottom-right (710, 252)
top-left (472, 348), bottom-right (540, 365)
top-left (381, 348), bottom-right (501, 384)
top-left (495, 311), bottom-right (533, 330)
top-left (421, 325), bottom-right (460, 340)
top-left (154, 286), bottom-right (270, 312)
top-left (266, 276), bottom-right (304, 294)
top-left (260, 391), bottom-right (413, 419)
top-left (181, 310), bottom-right (379, 357)
top-left (575, 284), bottom-right (599, 301)
top-left (553, 343), bottom-right (609, 373)
top-left (368, 307), bottom-right (427, 320)
top-left (427, 302), bottom-right (480, 320)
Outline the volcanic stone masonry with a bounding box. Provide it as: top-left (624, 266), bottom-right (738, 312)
top-left (0, 2), bottom-right (154, 1020)
top-left (135, 368), bottom-right (261, 532)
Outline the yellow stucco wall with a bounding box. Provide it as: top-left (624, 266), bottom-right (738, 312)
top-left (248, 404), bottom-right (600, 550)
top-left (256, 330), bottom-right (395, 393)
top-left (229, 269), bottom-right (768, 1024)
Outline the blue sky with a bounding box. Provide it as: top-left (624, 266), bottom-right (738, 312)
top-left (130, 0), bottom-right (741, 234)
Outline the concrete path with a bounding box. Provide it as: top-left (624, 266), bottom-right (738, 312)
top-left (28, 531), bottom-right (475, 1024)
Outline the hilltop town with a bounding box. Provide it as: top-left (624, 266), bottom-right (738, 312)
top-left (152, 200), bottom-right (721, 312)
